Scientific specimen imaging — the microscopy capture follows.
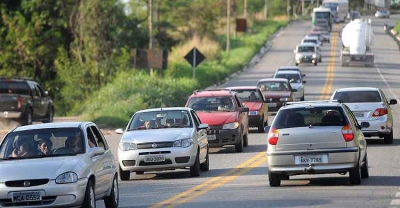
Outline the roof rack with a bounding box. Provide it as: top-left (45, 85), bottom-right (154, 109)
top-left (285, 100), bottom-right (343, 106)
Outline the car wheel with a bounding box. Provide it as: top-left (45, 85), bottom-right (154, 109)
top-left (243, 133), bottom-right (249, 147)
top-left (43, 107), bottom-right (54, 123)
top-left (319, 57), bottom-right (322, 62)
top-left (20, 108), bottom-right (32, 126)
top-left (314, 62), bottom-right (317, 66)
top-left (349, 162), bottom-right (361, 185)
top-left (258, 116), bottom-right (265, 133)
top-left (200, 146), bottom-right (209, 171)
top-left (361, 154), bottom-right (369, 179)
top-left (82, 180), bottom-right (96, 208)
top-left (268, 169), bottom-right (281, 187)
top-left (235, 135), bottom-right (244, 153)
top-left (119, 166), bottom-right (130, 181)
top-left (190, 150), bottom-right (201, 177)
top-left (104, 175), bottom-right (119, 208)
top-left (384, 130), bottom-right (393, 144)
top-left (135, 171), bottom-right (144, 175)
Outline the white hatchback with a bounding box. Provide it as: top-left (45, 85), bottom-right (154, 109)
top-left (116, 107), bottom-right (210, 180)
top-left (331, 87), bottom-right (397, 144)
top-left (273, 70), bottom-right (306, 101)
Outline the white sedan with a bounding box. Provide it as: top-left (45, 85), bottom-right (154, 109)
top-left (116, 107), bottom-right (210, 180)
top-left (273, 70), bottom-right (306, 101)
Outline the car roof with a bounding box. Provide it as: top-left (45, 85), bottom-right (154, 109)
top-left (282, 101), bottom-right (343, 110)
top-left (258, 78), bottom-right (289, 83)
top-left (278, 66), bottom-right (301, 70)
top-left (13, 122), bottom-right (90, 132)
top-left (136, 107), bottom-right (192, 114)
top-left (303, 36), bottom-right (319, 40)
top-left (189, 90), bottom-right (232, 98)
top-left (335, 87), bottom-right (379, 92)
top-left (226, 86), bottom-right (258, 90)
top-left (275, 70), bottom-right (301, 75)
top-left (298, 43), bottom-right (316, 47)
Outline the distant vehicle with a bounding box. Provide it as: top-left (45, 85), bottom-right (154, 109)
top-left (0, 78), bottom-right (54, 126)
top-left (375, 8), bottom-right (390, 18)
top-left (312, 6), bottom-right (333, 32)
top-left (227, 86), bottom-right (269, 133)
top-left (186, 89), bottom-right (249, 152)
top-left (306, 33), bottom-right (323, 43)
top-left (310, 27), bottom-right (331, 43)
top-left (330, 87), bottom-right (397, 144)
top-left (0, 122), bottom-right (119, 208)
top-left (265, 100), bottom-right (369, 187)
top-left (256, 78), bottom-right (296, 112)
top-left (116, 107), bottom-right (210, 179)
top-left (322, 0), bottom-right (349, 23)
top-left (294, 43), bottom-right (319, 66)
top-left (347, 10), bottom-right (361, 20)
top-left (301, 36), bottom-right (322, 47)
top-left (276, 66), bottom-right (306, 77)
top-left (273, 71), bottom-right (306, 101)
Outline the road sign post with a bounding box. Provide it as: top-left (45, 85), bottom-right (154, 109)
top-left (184, 47), bottom-right (205, 79)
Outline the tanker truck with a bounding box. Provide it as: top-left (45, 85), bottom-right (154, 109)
top-left (340, 18), bottom-right (374, 67)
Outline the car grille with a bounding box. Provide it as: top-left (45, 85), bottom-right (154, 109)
top-left (139, 151), bottom-right (171, 155)
top-left (264, 98), bottom-right (281, 103)
top-left (207, 126), bottom-right (222, 135)
top-left (5, 179), bottom-right (49, 187)
top-left (139, 159), bottom-right (173, 166)
top-left (137, 142), bottom-right (174, 149)
top-left (0, 196), bottom-right (56, 207)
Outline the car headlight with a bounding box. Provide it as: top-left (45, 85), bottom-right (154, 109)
top-left (119, 142), bottom-right (137, 151)
top-left (56, 172), bottom-right (78, 184)
top-left (223, 122), bottom-right (239, 129)
top-left (173, 138), bottom-right (193, 148)
top-left (312, 54), bottom-right (317, 58)
top-left (249, 111), bottom-right (259, 115)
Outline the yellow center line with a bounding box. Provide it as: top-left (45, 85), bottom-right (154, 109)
top-left (319, 25), bottom-right (340, 100)
top-left (151, 152), bottom-right (266, 208)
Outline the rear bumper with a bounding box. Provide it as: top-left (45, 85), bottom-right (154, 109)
top-left (358, 117), bottom-right (391, 136)
top-left (248, 116), bottom-right (262, 127)
top-left (0, 111), bottom-right (22, 119)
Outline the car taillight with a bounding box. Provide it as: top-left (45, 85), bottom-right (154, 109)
top-left (268, 128), bottom-right (279, 145)
top-left (17, 96), bottom-right (23, 109)
top-left (372, 108), bottom-right (388, 117)
top-left (342, 124), bottom-right (354, 142)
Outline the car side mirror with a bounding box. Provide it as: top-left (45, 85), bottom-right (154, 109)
top-left (264, 126), bottom-right (271, 133)
top-left (302, 74), bottom-right (306, 77)
top-left (198, 124), bottom-right (209, 130)
top-left (292, 89), bottom-right (298, 92)
top-left (360, 122), bottom-right (370, 129)
top-left (240, 107), bottom-right (249, 113)
top-left (89, 147), bottom-right (105, 157)
top-left (303, 80), bottom-right (307, 83)
top-left (115, 128), bottom-right (124, 134)
top-left (389, 99), bottom-right (397, 105)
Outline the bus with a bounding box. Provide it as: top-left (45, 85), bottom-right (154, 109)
top-left (322, 0), bottom-right (349, 23)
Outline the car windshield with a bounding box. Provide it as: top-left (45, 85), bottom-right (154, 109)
top-left (298, 46), bottom-right (315, 52)
top-left (273, 107), bottom-right (348, 129)
top-left (231, 89), bottom-right (263, 102)
top-left (0, 128), bottom-right (84, 160)
top-left (258, 81), bottom-right (290, 92)
top-left (187, 96), bottom-right (236, 112)
top-left (0, 81), bottom-right (30, 95)
top-left (128, 110), bottom-right (193, 130)
top-left (314, 12), bottom-right (330, 18)
top-left (322, 3), bottom-right (338, 12)
top-left (275, 74), bottom-right (301, 83)
top-left (332, 91), bottom-right (382, 103)
top-left (303, 39), bottom-right (317, 44)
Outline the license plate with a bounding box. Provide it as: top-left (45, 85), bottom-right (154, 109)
top-left (12, 191), bottom-right (42, 202)
top-left (207, 135), bottom-right (217, 141)
top-left (353, 112), bottom-right (364, 117)
top-left (295, 155), bottom-right (327, 164)
top-left (268, 103), bottom-right (277, 107)
top-left (144, 155), bottom-right (165, 163)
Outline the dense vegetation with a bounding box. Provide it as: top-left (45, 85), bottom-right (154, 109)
top-left (0, 0), bottom-right (310, 127)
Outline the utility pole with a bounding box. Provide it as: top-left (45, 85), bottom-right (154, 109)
top-left (148, 0), bottom-right (154, 76)
top-left (287, 0), bottom-right (290, 18)
top-left (264, 0), bottom-right (268, 19)
top-left (244, 0), bottom-right (247, 19)
top-left (302, 0), bottom-right (305, 16)
top-left (226, 0), bottom-right (230, 52)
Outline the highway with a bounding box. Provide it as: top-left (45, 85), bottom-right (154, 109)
top-left (96, 15), bottom-right (400, 208)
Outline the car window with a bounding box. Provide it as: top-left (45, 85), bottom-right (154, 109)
top-left (0, 81), bottom-right (31, 95)
top-left (272, 107), bottom-right (348, 129)
top-left (86, 127), bottom-right (98, 148)
top-left (190, 110), bottom-right (200, 127)
top-left (187, 96), bottom-right (236, 112)
top-left (342, 105), bottom-right (359, 129)
top-left (332, 91), bottom-right (382, 103)
top-left (128, 110), bottom-right (193, 130)
top-left (258, 81), bottom-right (290, 92)
top-left (36, 84), bottom-right (46, 97)
top-left (90, 126), bottom-right (108, 150)
top-left (298, 46), bottom-right (315, 52)
top-left (275, 74), bottom-right (301, 83)
top-left (231, 89), bottom-right (263, 102)
top-left (378, 89), bottom-right (388, 104)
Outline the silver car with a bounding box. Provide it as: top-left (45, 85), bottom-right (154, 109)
top-left (0, 122), bottom-right (119, 208)
top-left (331, 87), bottom-right (397, 144)
top-left (294, 43), bottom-right (319, 66)
top-left (276, 66), bottom-right (306, 78)
top-left (116, 107), bottom-right (209, 180)
top-left (273, 70), bottom-right (306, 101)
top-left (375, 9), bottom-right (390, 18)
top-left (265, 100), bottom-right (369, 187)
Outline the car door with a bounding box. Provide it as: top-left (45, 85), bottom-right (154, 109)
top-left (35, 84), bottom-right (51, 118)
top-left (28, 83), bottom-right (42, 118)
top-left (86, 126), bottom-right (108, 196)
top-left (257, 89), bottom-right (268, 123)
top-left (191, 110), bottom-right (208, 160)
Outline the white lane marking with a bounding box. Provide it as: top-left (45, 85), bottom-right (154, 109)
top-left (375, 63), bottom-right (399, 101)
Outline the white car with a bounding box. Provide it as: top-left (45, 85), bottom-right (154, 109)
top-left (276, 66), bottom-right (306, 77)
top-left (301, 37), bottom-right (322, 63)
top-left (116, 107), bottom-right (210, 180)
top-left (375, 9), bottom-right (390, 18)
top-left (273, 70), bottom-right (306, 101)
top-left (331, 87), bottom-right (397, 144)
top-left (0, 122), bottom-right (119, 208)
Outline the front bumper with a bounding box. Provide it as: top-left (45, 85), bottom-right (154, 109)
top-left (0, 178), bottom-right (88, 208)
top-left (296, 56), bottom-right (317, 64)
top-left (118, 146), bottom-right (197, 172)
top-left (207, 128), bottom-right (241, 147)
top-left (0, 111), bottom-right (22, 119)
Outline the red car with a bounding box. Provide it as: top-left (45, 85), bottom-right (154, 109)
top-left (226, 86), bottom-right (269, 133)
top-left (256, 78), bottom-right (296, 112)
top-left (185, 89), bottom-right (249, 152)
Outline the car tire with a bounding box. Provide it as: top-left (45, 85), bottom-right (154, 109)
top-left (268, 169), bottom-right (281, 187)
top-left (235, 135), bottom-right (244, 153)
top-left (135, 171), bottom-right (144, 175)
top-left (200, 147), bottom-right (210, 171)
top-left (361, 154), bottom-right (369, 179)
top-left (349, 162), bottom-right (361, 185)
top-left (104, 175), bottom-right (119, 208)
top-left (258, 116), bottom-right (265, 133)
top-left (20, 108), bottom-right (33, 126)
top-left (319, 57), bottom-right (322, 63)
top-left (43, 107), bottom-right (54, 123)
top-left (314, 62), bottom-right (317, 66)
top-left (243, 133), bottom-right (249, 147)
top-left (119, 166), bottom-right (130, 181)
top-left (384, 130), bottom-right (393, 144)
top-left (82, 180), bottom-right (96, 208)
top-left (190, 150), bottom-right (201, 177)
